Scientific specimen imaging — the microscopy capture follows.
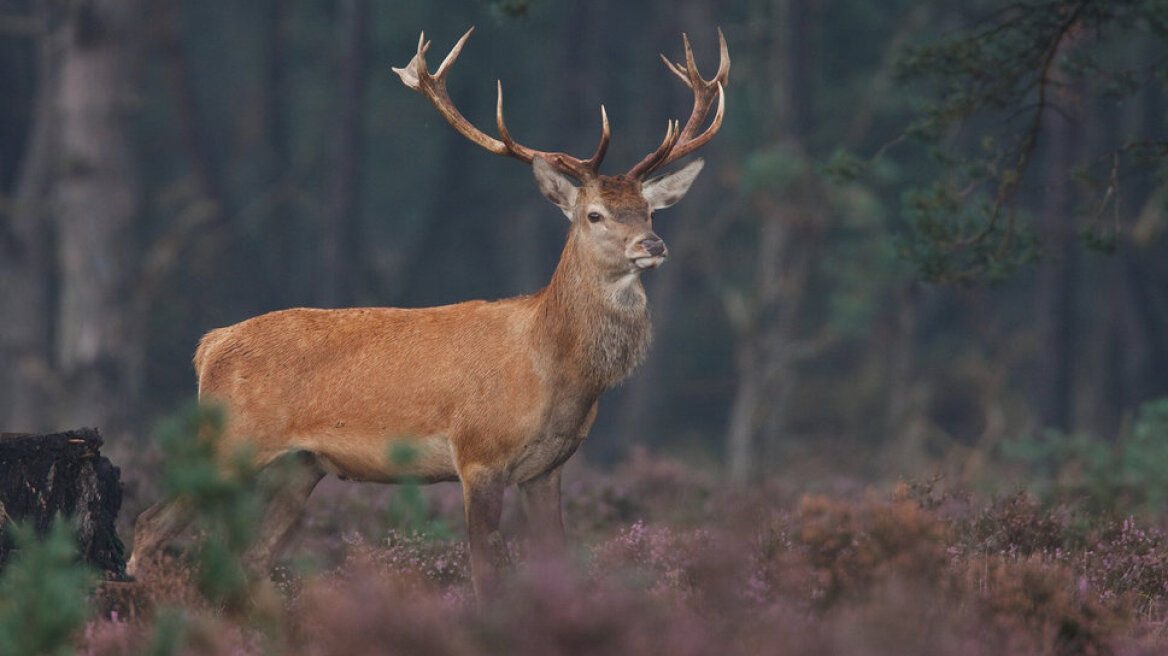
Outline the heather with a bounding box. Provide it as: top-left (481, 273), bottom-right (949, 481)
top-left (0, 448), bottom-right (1147, 655)
top-left (5, 406), bottom-right (1168, 655)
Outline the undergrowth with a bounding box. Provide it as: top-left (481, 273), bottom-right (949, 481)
top-left (1002, 397), bottom-right (1168, 517)
top-left (77, 468), bottom-right (1168, 655)
top-left (11, 404), bottom-right (1168, 654)
top-left (0, 519), bottom-right (96, 656)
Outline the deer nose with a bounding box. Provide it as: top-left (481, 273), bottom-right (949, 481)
top-left (641, 236), bottom-right (667, 258)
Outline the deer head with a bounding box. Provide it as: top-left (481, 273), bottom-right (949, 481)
top-left (532, 157), bottom-right (704, 281)
top-left (392, 27), bottom-right (729, 283)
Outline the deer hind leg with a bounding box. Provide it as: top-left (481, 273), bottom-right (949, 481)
top-left (241, 450), bottom-right (326, 578)
top-left (461, 465), bottom-right (509, 599)
top-left (518, 466), bottom-right (566, 558)
top-left (127, 496), bottom-right (195, 577)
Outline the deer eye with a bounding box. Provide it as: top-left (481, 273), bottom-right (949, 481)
top-left (587, 212), bottom-right (603, 223)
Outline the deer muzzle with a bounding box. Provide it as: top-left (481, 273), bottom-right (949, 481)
top-left (634, 235), bottom-right (668, 269)
top-left (641, 237), bottom-right (667, 257)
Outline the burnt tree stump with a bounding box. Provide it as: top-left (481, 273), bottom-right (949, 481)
top-left (0, 428), bottom-right (126, 578)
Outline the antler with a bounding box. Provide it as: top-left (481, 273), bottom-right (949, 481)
top-left (627, 29), bottom-right (730, 180)
top-left (393, 27), bottom-right (610, 181)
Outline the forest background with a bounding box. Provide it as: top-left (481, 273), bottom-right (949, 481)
top-left (2, 0), bottom-right (1167, 490)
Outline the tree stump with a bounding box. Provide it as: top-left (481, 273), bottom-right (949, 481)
top-left (0, 428), bottom-right (127, 578)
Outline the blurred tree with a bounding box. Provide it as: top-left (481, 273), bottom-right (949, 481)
top-left (157, 0), bottom-right (228, 233)
top-left (1, 0), bottom-right (146, 436)
top-left (52, 0), bottom-right (145, 435)
top-left (1033, 60), bottom-right (1078, 434)
top-left (0, 0), bottom-right (53, 432)
top-left (725, 0), bottom-right (830, 483)
top-left (894, 0), bottom-right (1168, 282)
top-left (893, 0), bottom-right (1168, 436)
top-left (319, 0), bottom-right (370, 307)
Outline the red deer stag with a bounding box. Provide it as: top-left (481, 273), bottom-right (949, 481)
top-left (129, 27), bottom-right (728, 598)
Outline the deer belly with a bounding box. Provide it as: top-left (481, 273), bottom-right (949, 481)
top-left (303, 432), bottom-right (459, 484)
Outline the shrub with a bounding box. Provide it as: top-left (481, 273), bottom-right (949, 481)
top-left (957, 489), bottom-right (1070, 556)
top-left (773, 487), bottom-right (953, 606)
top-left (152, 402), bottom-right (263, 610)
top-left (1001, 397), bottom-right (1168, 517)
top-left (83, 437), bottom-right (1168, 655)
top-left (0, 518), bottom-right (96, 656)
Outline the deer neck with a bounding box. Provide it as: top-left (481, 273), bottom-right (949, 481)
top-left (535, 230), bottom-right (652, 391)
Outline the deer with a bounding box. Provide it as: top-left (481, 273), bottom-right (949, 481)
top-left (128, 27), bottom-right (728, 598)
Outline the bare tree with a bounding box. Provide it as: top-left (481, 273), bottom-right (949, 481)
top-left (0, 0), bottom-right (54, 432)
top-left (319, 0), bottom-right (370, 307)
top-left (725, 0), bottom-right (828, 482)
top-left (1033, 35), bottom-right (1081, 434)
top-left (51, 0), bottom-right (144, 435)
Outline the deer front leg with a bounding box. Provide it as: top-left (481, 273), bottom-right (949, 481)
top-left (127, 497), bottom-right (195, 577)
top-left (242, 451), bottom-right (326, 578)
top-left (461, 466), bottom-right (508, 598)
top-left (519, 466), bottom-right (565, 558)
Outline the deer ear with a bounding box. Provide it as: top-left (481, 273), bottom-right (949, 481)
top-left (642, 158), bottom-right (704, 210)
top-left (533, 157), bottom-right (578, 220)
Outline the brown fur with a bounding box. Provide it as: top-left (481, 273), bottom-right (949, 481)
top-left (128, 166), bottom-right (701, 599)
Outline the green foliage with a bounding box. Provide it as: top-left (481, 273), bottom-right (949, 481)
top-left (155, 403), bottom-right (262, 608)
top-left (899, 3), bottom-right (1078, 126)
top-left (742, 143), bottom-right (809, 195)
top-left (820, 148), bottom-right (869, 184)
top-left (1001, 398), bottom-right (1168, 515)
top-left (385, 444), bottom-right (454, 542)
top-left (897, 182), bottom-right (1040, 283)
top-left (487, 0), bottom-right (539, 21)
top-left (143, 607), bottom-right (190, 656)
top-left (0, 519), bottom-right (96, 656)
top-left (892, 0), bottom-right (1168, 282)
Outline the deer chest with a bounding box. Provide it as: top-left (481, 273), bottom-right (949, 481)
top-left (507, 397), bottom-right (599, 483)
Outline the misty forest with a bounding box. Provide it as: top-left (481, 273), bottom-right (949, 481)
top-left (3, 0), bottom-right (1168, 654)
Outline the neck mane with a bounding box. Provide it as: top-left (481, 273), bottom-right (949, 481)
top-left (534, 229), bottom-right (652, 390)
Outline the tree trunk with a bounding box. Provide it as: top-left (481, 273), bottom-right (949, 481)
top-left (725, 0), bottom-right (820, 483)
top-left (157, 0), bottom-right (228, 230)
top-left (726, 338), bottom-right (765, 480)
top-left (0, 0), bottom-right (55, 433)
top-left (1033, 94), bottom-right (1078, 434)
top-left (319, 0), bottom-right (370, 307)
top-left (52, 0), bottom-right (144, 436)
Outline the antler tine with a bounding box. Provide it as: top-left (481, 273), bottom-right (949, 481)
top-left (715, 28), bottom-right (731, 86)
top-left (634, 120), bottom-right (681, 178)
top-left (493, 82), bottom-right (607, 180)
top-left (584, 105), bottom-right (611, 171)
top-left (396, 28), bottom-right (607, 181)
top-left (628, 29), bottom-right (730, 179)
top-left (434, 28), bottom-right (473, 79)
top-left (682, 33), bottom-right (699, 82)
top-left (495, 80), bottom-right (521, 154)
top-left (416, 32), bottom-right (429, 64)
top-left (672, 82), bottom-right (724, 155)
top-left (660, 53), bottom-right (690, 87)
top-left (393, 27), bottom-right (509, 157)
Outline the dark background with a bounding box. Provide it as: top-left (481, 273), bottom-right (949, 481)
top-left (2, 0), bottom-right (1166, 484)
